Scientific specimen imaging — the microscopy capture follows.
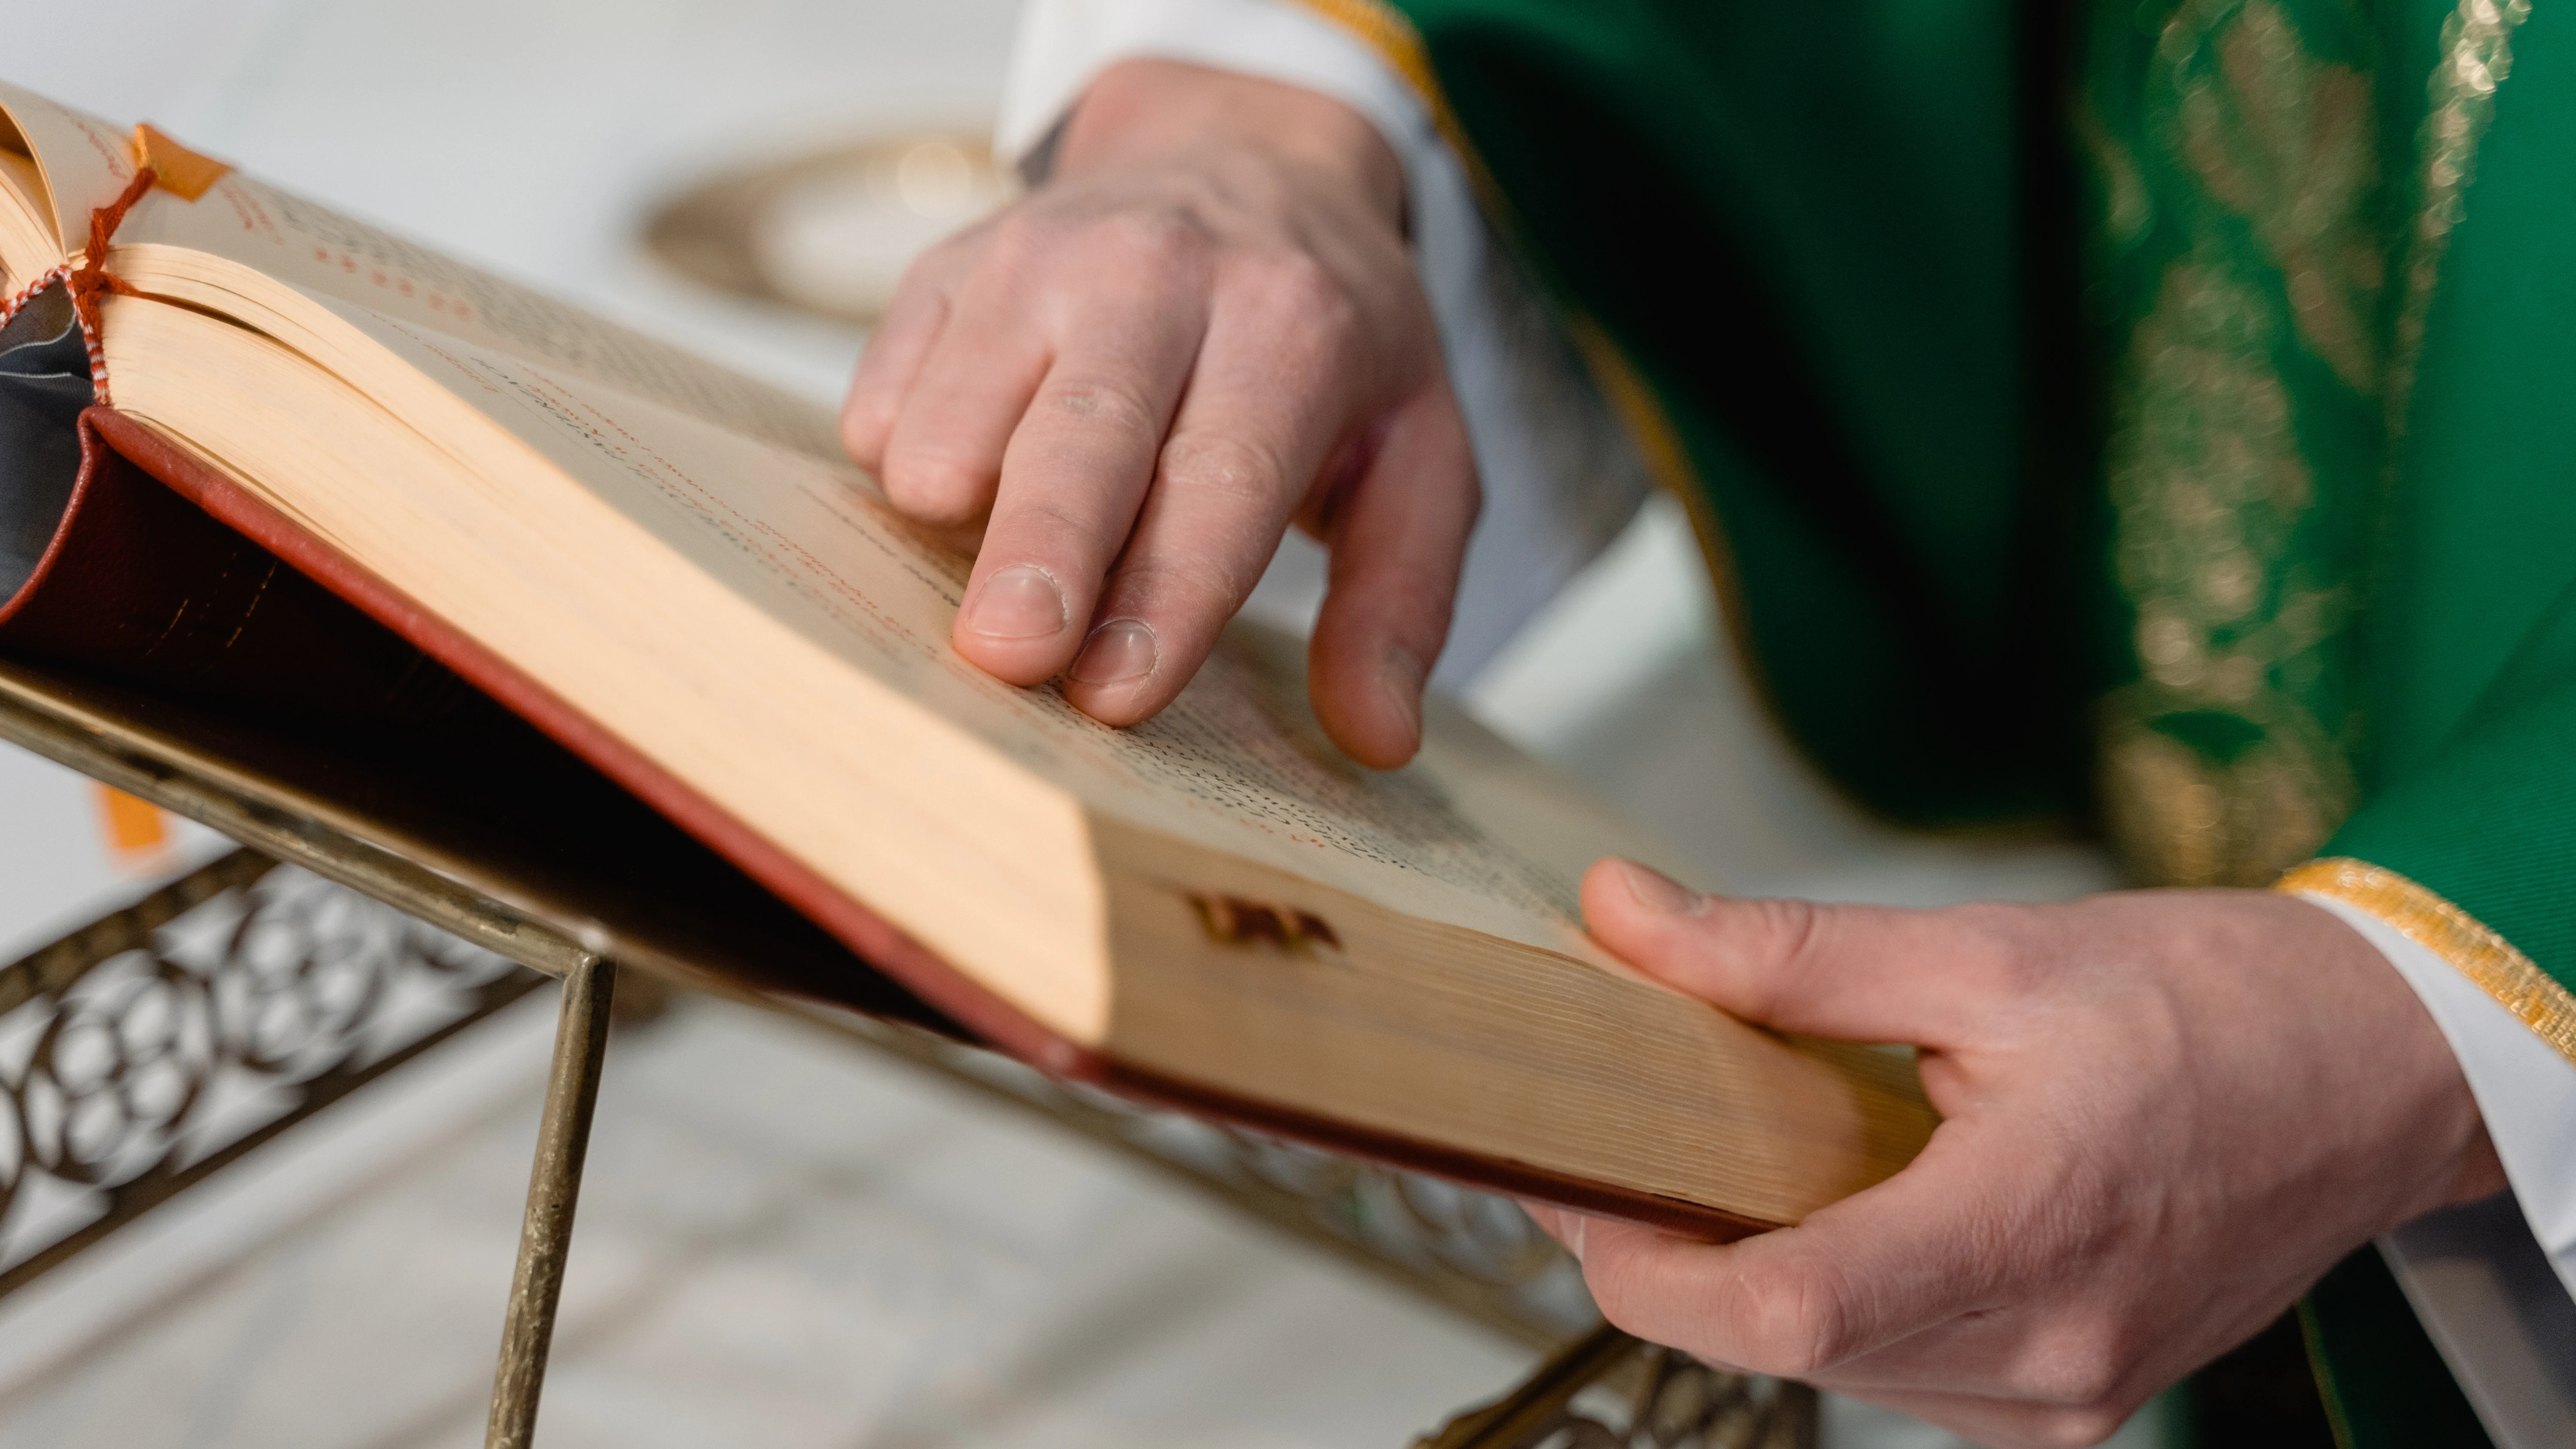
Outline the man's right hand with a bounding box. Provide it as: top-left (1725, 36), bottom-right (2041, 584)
top-left (841, 58), bottom-right (1477, 768)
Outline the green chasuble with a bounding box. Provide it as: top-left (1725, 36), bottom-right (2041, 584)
top-left (1291, 0), bottom-right (2576, 1441)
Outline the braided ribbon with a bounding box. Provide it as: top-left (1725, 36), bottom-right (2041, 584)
top-left (0, 166), bottom-right (158, 406)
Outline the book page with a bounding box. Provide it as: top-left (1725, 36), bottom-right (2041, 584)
top-left (0, 81), bottom-right (838, 463)
top-left (0, 150), bottom-right (55, 292)
top-left (118, 180), bottom-right (842, 462)
top-left (0, 82), bottom-right (129, 258)
top-left (0, 78), bottom-right (1637, 963)
top-left (316, 293), bottom-right (1613, 959)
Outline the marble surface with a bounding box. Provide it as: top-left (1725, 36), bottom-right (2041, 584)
top-left (0, 2), bottom-right (2157, 1444)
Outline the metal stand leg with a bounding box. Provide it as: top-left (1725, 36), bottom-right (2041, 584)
top-left (484, 956), bottom-right (617, 1449)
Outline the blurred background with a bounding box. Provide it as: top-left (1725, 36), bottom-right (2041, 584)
top-left (0, 3), bottom-right (2129, 1445)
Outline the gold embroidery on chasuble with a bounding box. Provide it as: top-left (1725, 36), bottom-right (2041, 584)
top-left (2092, 0), bottom-right (2530, 887)
top-left (2099, 259), bottom-right (2357, 889)
top-left (2097, 0), bottom-right (2381, 886)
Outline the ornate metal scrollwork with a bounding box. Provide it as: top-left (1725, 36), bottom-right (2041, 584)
top-left (0, 848), bottom-right (544, 1297)
top-left (1413, 1324), bottom-right (1817, 1449)
top-left (811, 1021), bottom-right (1814, 1449)
top-left (809, 1017), bottom-right (1599, 1342)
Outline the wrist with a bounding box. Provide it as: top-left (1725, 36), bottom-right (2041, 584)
top-left (1057, 58), bottom-right (1406, 233)
top-left (2288, 894), bottom-right (2508, 1219)
top-left (2446, 1125), bottom-right (2507, 1205)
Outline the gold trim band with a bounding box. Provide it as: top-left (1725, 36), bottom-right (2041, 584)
top-left (2279, 857), bottom-right (2576, 1067)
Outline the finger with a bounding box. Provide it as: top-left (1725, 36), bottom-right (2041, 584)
top-left (876, 228), bottom-right (1060, 529)
top-left (1565, 1128), bottom-right (2005, 1382)
top-left (1061, 263), bottom-right (1356, 723)
top-left (1579, 860), bottom-right (2005, 1045)
top-left (840, 237), bottom-right (969, 471)
top-left (956, 289), bottom-right (1211, 683)
top-left (1306, 378), bottom-right (1478, 769)
top-left (1543, 1189), bottom-right (2147, 1414)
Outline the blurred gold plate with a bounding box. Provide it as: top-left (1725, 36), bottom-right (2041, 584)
top-left (645, 131), bottom-right (1011, 325)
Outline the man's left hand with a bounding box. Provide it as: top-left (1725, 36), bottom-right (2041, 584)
top-left (1529, 860), bottom-right (2507, 1448)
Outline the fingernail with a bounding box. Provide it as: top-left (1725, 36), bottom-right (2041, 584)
top-left (962, 565), bottom-right (1067, 640)
top-left (1070, 618), bottom-right (1157, 686)
top-left (1379, 644), bottom-right (1426, 738)
top-left (1617, 859), bottom-right (1701, 915)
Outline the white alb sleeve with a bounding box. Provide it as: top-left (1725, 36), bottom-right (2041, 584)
top-left (996, 0), bottom-right (1651, 686)
top-left (2298, 893), bottom-right (2576, 1444)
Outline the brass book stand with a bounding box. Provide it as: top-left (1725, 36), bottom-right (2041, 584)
top-left (0, 656), bottom-right (1814, 1449)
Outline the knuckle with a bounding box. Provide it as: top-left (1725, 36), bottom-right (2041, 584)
top-left (1114, 554), bottom-right (1255, 620)
top-left (1239, 250), bottom-right (1355, 328)
top-left (1719, 1262), bottom-right (1856, 1377)
top-left (991, 497), bottom-right (1107, 559)
top-left (1330, 559), bottom-right (1452, 656)
top-left (1946, 902), bottom-right (2043, 987)
top-left (1385, 575), bottom-right (1455, 640)
top-left (1730, 899), bottom-right (1828, 1014)
top-left (2007, 1319), bottom-right (2133, 1408)
top-left (1097, 206), bottom-right (1212, 272)
top-left (1577, 1248), bottom-right (1663, 1341)
top-left (984, 206), bottom-right (1062, 270)
top-left (2031, 1403), bottom-right (2133, 1448)
top-left (1240, 261), bottom-right (1367, 383)
top-left (1160, 430), bottom-right (1288, 505)
top-left (1040, 376), bottom-right (1162, 438)
top-left (1759, 899), bottom-right (1828, 963)
top-left (2044, 1364), bottom-right (2126, 1414)
top-left (1003, 495), bottom-right (1086, 534)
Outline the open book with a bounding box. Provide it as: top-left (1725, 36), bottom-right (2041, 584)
top-left (0, 84), bottom-right (1933, 1238)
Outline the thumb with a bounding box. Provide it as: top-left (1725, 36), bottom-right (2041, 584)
top-left (1581, 859), bottom-right (1984, 1047)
